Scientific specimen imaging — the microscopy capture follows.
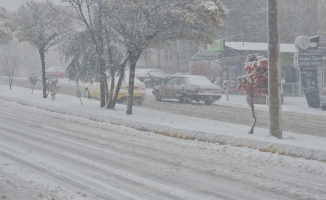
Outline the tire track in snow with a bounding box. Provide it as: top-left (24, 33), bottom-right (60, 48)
top-left (1, 102), bottom-right (324, 199)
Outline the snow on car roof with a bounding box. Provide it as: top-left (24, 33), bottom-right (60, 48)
top-left (125, 68), bottom-right (167, 76)
top-left (133, 68), bottom-right (158, 75)
top-left (173, 75), bottom-right (213, 85)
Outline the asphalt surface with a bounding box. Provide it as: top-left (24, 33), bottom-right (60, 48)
top-left (1, 100), bottom-right (325, 199)
top-left (1, 77), bottom-right (326, 137)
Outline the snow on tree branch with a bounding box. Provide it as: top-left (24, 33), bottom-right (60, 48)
top-left (0, 51), bottom-right (21, 90)
top-left (0, 7), bottom-right (13, 44)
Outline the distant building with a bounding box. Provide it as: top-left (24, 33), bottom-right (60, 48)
top-left (190, 40), bottom-right (297, 94)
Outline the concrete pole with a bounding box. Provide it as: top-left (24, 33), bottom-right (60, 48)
top-left (268, 0), bottom-right (282, 139)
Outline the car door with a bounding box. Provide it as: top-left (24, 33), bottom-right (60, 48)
top-left (161, 77), bottom-right (178, 98)
top-left (173, 77), bottom-right (186, 95)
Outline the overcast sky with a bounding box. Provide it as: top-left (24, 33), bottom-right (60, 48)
top-left (0, 0), bottom-right (62, 11)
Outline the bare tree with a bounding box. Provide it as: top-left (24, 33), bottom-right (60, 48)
top-left (0, 52), bottom-right (21, 90)
top-left (268, 0), bottom-right (282, 139)
top-left (15, 1), bottom-right (70, 98)
top-left (105, 0), bottom-right (228, 115)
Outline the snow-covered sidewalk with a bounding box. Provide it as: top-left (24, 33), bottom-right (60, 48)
top-left (0, 85), bottom-right (326, 162)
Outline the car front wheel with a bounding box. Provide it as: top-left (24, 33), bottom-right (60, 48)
top-left (204, 98), bottom-right (213, 105)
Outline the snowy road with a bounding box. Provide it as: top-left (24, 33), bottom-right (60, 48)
top-left (0, 101), bottom-right (326, 199)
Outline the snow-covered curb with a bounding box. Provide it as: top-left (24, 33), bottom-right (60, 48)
top-left (0, 93), bottom-right (325, 163)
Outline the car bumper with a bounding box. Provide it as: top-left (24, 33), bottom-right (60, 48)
top-left (118, 90), bottom-right (146, 100)
top-left (320, 95), bottom-right (326, 105)
top-left (188, 93), bottom-right (222, 100)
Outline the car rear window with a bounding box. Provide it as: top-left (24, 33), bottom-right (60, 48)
top-left (188, 76), bottom-right (212, 86)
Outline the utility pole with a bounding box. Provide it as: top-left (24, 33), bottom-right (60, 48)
top-left (268, 0), bottom-right (282, 139)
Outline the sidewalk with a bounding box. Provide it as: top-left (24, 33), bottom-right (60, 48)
top-left (1, 85), bottom-right (326, 162)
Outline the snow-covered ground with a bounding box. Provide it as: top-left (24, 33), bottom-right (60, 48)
top-left (218, 94), bottom-right (326, 116)
top-left (1, 96), bottom-right (326, 199)
top-left (0, 85), bottom-right (326, 162)
top-left (7, 76), bottom-right (326, 117)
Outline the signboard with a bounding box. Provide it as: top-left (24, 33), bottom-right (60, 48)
top-left (300, 68), bottom-right (320, 108)
top-left (200, 40), bottom-right (225, 53)
top-left (298, 52), bottom-right (322, 68)
top-left (295, 51), bottom-right (322, 108)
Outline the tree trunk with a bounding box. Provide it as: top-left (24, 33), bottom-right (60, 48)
top-left (99, 60), bottom-right (106, 108)
top-left (112, 57), bottom-right (129, 108)
top-left (31, 85), bottom-right (35, 94)
top-left (164, 47), bottom-right (169, 69)
top-left (157, 49), bottom-right (161, 69)
top-left (249, 95), bottom-right (256, 134)
top-left (39, 49), bottom-right (47, 98)
top-left (127, 50), bottom-right (142, 115)
top-left (175, 41), bottom-right (180, 70)
top-left (112, 67), bottom-right (125, 108)
top-left (9, 76), bottom-right (12, 90)
top-left (268, 0), bottom-right (282, 139)
top-left (104, 80), bottom-right (109, 107)
top-left (104, 28), bottom-right (115, 109)
top-left (107, 71), bottom-right (115, 109)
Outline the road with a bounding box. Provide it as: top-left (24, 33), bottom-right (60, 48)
top-left (1, 77), bottom-right (326, 137)
top-left (0, 100), bottom-right (326, 200)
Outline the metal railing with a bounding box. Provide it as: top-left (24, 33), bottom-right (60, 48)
top-left (282, 83), bottom-right (304, 97)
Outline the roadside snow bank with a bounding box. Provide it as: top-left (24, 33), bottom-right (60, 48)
top-left (1, 85), bottom-right (326, 162)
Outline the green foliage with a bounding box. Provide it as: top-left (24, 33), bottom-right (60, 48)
top-left (59, 30), bottom-right (124, 84)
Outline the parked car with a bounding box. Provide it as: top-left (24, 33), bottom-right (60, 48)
top-left (127, 68), bottom-right (169, 88)
top-left (45, 67), bottom-right (66, 78)
top-left (152, 75), bottom-right (222, 105)
top-left (84, 74), bottom-right (146, 105)
top-left (321, 87), bottom-right (326, 110)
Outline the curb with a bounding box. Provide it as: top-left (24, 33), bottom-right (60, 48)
top-left (1, 95), bottom-right (326, 163)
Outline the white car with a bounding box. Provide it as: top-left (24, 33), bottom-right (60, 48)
top-left (152, 75), bottom-right (222, 105)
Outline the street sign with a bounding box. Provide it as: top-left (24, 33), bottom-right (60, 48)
top-left (298, 52), bottom-right (322, 68)
top-left (300, 69), bottom-right (320, 108)
top-left (200, 40), bottom-right (225, 53)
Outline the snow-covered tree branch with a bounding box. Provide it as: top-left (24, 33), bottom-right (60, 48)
top-left (0, 7), bottom-right (13, 44)
top-left (104, 0), bottom-right (228, 114)
top-left (15, 1), bottom-right (71, 98)
top-left (0, 51), bottom-right (21, 90)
